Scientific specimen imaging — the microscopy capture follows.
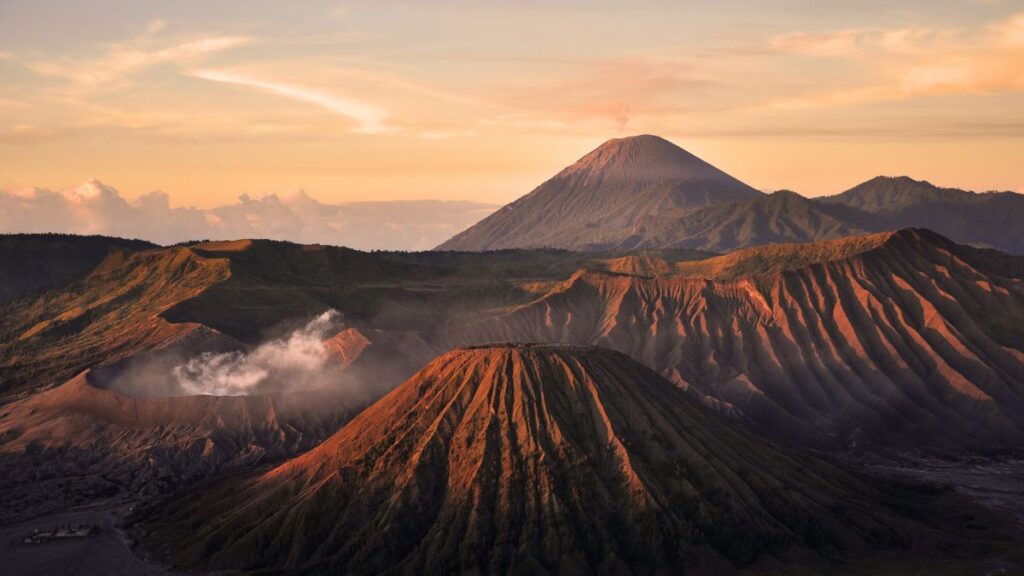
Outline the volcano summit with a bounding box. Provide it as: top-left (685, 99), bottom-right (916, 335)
top-left (145, 344), bottom-right (928, 575)
top-left (437, 135), bottom-right (762, 251)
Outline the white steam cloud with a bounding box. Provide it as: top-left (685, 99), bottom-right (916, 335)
top-left (105, 310), bottom-right (360, 398)
top-left (173, 311), bottom-right (341, 396)
top-left (0, 180), bottom-right (496, 251)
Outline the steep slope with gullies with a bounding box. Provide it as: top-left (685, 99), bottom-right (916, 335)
top-left (144, 344), bottom-right (921, 575)
top-left (437, 135), bottom-right (761, 251)
top-left (453, 230), bottom-right (1024, 453)
top-left (0, 370), bottom-right (366, 522)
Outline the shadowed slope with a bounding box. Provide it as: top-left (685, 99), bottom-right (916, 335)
top-left (0, 370), bottom-right (367, 522)
top-left (823, 176), bottom-right (1007, 212)
top-left (619, 190), bottom-right (871, 252)
top-left (145, 344), bottom-right (914, 575)
top-left (437, 135), bottom-right (761, 251)
top-left (818, 176), bottom-right (1024, 254)
top-left (0, 233), bottom-right (155, 304)
top-left (0, 247), bottom-right (231, 395)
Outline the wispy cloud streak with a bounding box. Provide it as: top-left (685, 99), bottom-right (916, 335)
top-left (28, 36), bottom-right (250, 93)
top-left (190, 70), bottom-right (391, 134)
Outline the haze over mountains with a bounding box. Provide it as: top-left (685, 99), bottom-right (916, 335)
top-left (819, 176), bottom-right (1024, 254)
top-left (439, 135), bottom-right (1024, 254)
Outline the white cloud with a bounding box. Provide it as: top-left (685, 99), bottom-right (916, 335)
top-left (189, 69), bottom-right (391, 134)
top-left (0, 180), bottom-right (495, 250)
top-left (27, 35), bottom-right (250, 93)
top-left (758, 11), bottom-right (1024, 110)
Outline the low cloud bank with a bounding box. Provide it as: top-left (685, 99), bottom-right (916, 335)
top-left (0, 180), bottom-right (495, 250)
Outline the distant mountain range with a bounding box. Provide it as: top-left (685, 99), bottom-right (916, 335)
top-left (438, 135), bottom-right (1024, 254)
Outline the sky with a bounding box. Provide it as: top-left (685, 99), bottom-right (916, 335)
top-left (0, 0), bottom-right (1022, 217)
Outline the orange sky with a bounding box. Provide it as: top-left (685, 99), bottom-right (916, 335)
top-left (1, 1), bottom-right (1022, 207)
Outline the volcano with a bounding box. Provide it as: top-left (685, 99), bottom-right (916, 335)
top-left (437, 135), bottom-right (761, 251)
top-left (145, 344), bottom-right (919, 575)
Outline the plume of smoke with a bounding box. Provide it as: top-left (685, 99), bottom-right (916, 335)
top-left (172, 311), bottom-right (342, 396)
top-left (102, 310), bottom-right (361, 398)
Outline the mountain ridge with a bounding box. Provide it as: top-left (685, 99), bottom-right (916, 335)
top-left (4, 228), bottom-right (1022, 456)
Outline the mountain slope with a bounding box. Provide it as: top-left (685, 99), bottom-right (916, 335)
top-left (822, 175), bottom-right (997, 212)
top-left (817, 176), bottom-right (1024, 253)
top-left (0, 233), bottom-right (155, 304)
top-left (618, 190), bottom-right (871, 252)
top-left (454, 230), bottom-right (1024, 452)
top-left (0, 247), bottom-right (231, 395)
top-left (0, 236), bottom-right (709, 397)
top-left (6, 230), bottom-right (1021, 456)
top-left (437, 135), bottom-right (761, 251)
top-left (0, 370), bottom-right (364, 522)
top-left (144, 344), bottom-right (918, 575)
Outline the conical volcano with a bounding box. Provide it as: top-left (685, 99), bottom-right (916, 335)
top-left (555, 134), bottom-right (753, 186)
top-left (437, 135), bottom-right (761, 251)
top-left (145, 344), bottom-right (918, 575)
